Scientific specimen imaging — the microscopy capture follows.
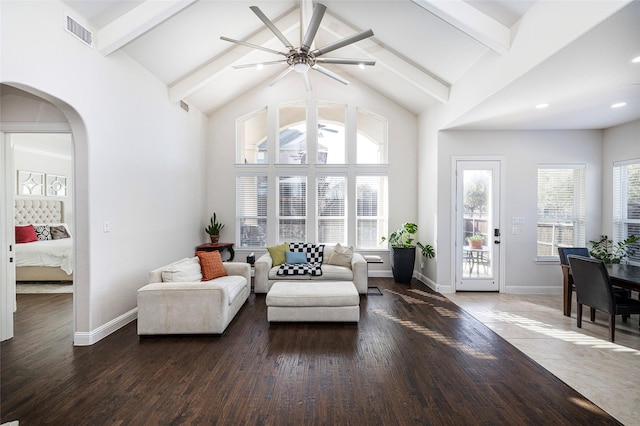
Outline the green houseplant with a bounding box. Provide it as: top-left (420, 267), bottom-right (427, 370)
top-left (589, 235), bottom-right (639, 264)
top-left (205, 213), bottom-right (225, 243)
top-left (466, 234), bottom-right (484, 249)
top-left (381, 222), bottom-right (435, 283)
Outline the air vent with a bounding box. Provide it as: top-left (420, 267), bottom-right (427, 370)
top-left (65, 15), bottom-right (93, 47)
top-left (180, 101), bottom-right (190, 112)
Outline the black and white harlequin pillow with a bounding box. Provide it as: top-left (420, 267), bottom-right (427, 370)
top-left (289, 243), bottom-right (325, 264)
top-left (33, 225), bottom-right (51, 241)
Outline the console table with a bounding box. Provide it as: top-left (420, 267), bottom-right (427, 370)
top-left (196, 242), bottom-right (235, 261)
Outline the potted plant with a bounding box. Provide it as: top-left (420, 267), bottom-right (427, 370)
top-left (381, 222), bottom-right (435, 283)
top-left (589, 235), bottom-right (639, 264)
top-left (205, 213), bottom-right (225, 243)
top-left (466, 234), bottom-right (484, 249)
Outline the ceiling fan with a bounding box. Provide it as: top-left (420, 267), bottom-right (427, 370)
top-left (220, 3), bottom-right (376, 91)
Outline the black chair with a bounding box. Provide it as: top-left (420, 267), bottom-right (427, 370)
top-left (558, 247), bottom-right (591, 316)
top-left (558, 247), bottom-right (631, 316)
top-left (567, 255), bottom-right (640, 342)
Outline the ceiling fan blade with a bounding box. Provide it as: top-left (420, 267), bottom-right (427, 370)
top-left (232, 60), bottom-right (288, 69)
top-left (315, 58), bottom-right (376, 66)
top-left (303, 73), bottom-right (312, 92)
top-left (220, 36), bottom-right (286, 56)
top-left (268, 67), bottom-right (294, 87)
top-left (301, 3), bottom-right (326, 52)
top-left (250, 6), bottom-right (294, 51)
top-left (312, 65), bottom-right (349, 85)
top-left (311, 29), bottom-right (374, 56)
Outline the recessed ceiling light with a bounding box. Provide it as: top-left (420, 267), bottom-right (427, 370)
top-left (256, 63), bottom-right (264, 70)
top-left (358, 63), bottom-right (365, 70)
top-left (611, 102), bottom-right (627, 108)
top-left (535, 103), bottom-right (549, 109)
top-left (632, 56), bottom-right (640, 63)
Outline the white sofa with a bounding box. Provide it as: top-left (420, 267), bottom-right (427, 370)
top-left (137, 258), bottom-right (251, 335)
top-left (254, 245), bottom-right (368, 294)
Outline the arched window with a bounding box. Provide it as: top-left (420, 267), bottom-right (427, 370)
top-left (236, 101), bottom-right (388, 249)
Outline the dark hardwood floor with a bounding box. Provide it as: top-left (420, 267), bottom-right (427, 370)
top-left (2, 278), bottom-right (620, 425)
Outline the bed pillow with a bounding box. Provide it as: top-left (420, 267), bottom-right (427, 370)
top-left (161, 257), bottom-right (203, 282)
top-left (267, 243), bottom-right (289, 266)
top-left (34, 225), bottom-right (51, 241)
top-left (15, 225), bottom-right (38, 243)
top-left (326, 243), bottom-right (354, 268)
top-left (285, 251), bottom-right (308, 264)
top-left (50, 225), bottom-right (71, 240)
top-left (196, 250), bottom-right (227, 281)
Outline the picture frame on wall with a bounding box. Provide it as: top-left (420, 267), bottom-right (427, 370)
top-left (46, 174), bottom-right (68, 197)
top-left (17, 170), bottom-right (44, 196)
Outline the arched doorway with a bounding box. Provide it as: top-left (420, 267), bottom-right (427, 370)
top-left (0, 83), bottom-right (89, 344)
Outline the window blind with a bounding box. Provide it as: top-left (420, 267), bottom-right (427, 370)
top-left (278, 175), bottom-right (307, 243)
top-left (537, 166), bottom-right (585, 257)
top-left (236, 174), bottom-right (268, 247)
top-left (613, 160), bottom-right (640, 264)
top-left (356, 175), bottom-right (388, 249)
top-left (317, 175), bottom-right (346, 244)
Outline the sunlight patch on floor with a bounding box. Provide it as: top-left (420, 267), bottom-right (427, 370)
top-left (488, 311), bottom-right (640, 355)
top-left (373, 309), bottom-right (496, 360)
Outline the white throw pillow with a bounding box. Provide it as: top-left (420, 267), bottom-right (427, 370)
top-left (326, 243), bottom-right (354, 268)
top-left (161, 257), bottom-right (203, 282)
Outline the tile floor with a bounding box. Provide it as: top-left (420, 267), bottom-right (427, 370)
top-left (446, 292), bottom-right (640, 426)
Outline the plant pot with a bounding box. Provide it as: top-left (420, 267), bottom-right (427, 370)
top-left (389, 246), bottom-right (416, 284)
top-left (210, 235), bottom-right (220, 243)
top-left (470, 240), bottom-right (483, 249)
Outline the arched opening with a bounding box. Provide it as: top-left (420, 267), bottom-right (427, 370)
top-left (1, 83), bottom-right (89, 344)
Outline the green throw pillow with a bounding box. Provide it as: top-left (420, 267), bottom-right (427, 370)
top-left (267, 243), bottom-right (289, 266)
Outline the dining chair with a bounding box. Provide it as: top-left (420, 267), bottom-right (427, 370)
top-left (558, 247), bottom-right (591, 315)
top-left (558, 247), bottom-right (631, 316)
top-left (567, 255), bottom-right (640, 342)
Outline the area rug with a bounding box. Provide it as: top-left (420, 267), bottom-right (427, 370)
top-left (16, 284), bottom-right (73, 294)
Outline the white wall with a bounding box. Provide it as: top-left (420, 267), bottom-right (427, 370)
top-left (436, 130), bottom-right (603, 294)
top-left (602, 119), bottom-right (640, 236)
top-left (207, 74), bottom-right (419, 270)
top-left (13, 133), bottom-right (74, 227)
top-left (1, 0), bottom-right (207, 344)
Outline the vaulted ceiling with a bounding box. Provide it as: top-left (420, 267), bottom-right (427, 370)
top-left (61, 0), bottom-right (640, 130)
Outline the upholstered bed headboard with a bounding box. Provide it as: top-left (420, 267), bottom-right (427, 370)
top-left (14, 199), bottom-right (64, 225)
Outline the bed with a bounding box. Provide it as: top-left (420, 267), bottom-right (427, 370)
top-left (14, 199), bottom-right (73, 282)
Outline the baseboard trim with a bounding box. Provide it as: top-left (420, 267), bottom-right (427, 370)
top-left (74, 308), bottom-right (137, 346)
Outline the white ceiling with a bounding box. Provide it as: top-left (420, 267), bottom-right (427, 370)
top-left (61, 0), bottom-right (640, 130)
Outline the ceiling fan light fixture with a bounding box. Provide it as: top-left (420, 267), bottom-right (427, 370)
top-left (221, 3), bottom-right (374, 89)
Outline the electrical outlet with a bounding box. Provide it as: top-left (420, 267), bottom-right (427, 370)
top-left (103, 221), bottom-right (111, 233)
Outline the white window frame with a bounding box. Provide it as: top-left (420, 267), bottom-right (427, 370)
top-left (536, 164), bottom-right (586, 260)
top-left (316, 173), bottom-right (347, 245)
top-left (236, 101), bottom-right (389, 250)
top-left (236, 173), bottom-right (268, 248)
top-left (613, 159), bottom-right (640, 265)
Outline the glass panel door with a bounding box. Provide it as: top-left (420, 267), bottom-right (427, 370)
top-left (456, 161), bottom-right (500, 291)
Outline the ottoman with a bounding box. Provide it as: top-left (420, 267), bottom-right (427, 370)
top-left (266, 281), bottom-right (360, 323)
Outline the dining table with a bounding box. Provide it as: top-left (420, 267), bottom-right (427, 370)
top-left (561, 262), bottom-right (640, 316)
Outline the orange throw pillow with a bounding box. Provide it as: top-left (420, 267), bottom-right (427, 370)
top-left (195, 251), bottom-right (227, 281)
